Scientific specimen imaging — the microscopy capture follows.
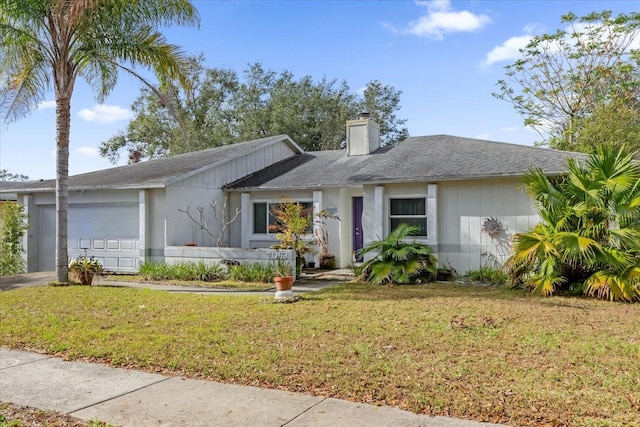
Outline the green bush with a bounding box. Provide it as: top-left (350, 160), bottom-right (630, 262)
top-left (228, 262), bottom-right (274, 283)
top-left (505, 148), bottom-right (640, 301)
top-left (0, 202), bottom-right (29, 276)
top-left (466, 267), bottom-right (507, 286)
top-left (357, 224), bottom-right (438, 285)
top-left (138, 261), bottom-right (227, 282)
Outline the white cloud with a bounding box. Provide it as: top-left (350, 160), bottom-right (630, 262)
top-left (475, 133), bottom-right (490, 140)
top-left (483, 34), bottom-right (532, 66)
top-left (74, 147), bottom-right (99, 157)
top-left (398, 0), bottom-right (492, 40)
top-left (499, 126), bottom-right (519, 133)
top-left (37, 100), bottom-right (56, 110)
top-left (77, 104), bottom-right (133, 124)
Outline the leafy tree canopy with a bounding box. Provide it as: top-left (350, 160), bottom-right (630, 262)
top-left (494, 10), bottom-right (640, 152)
top-left (100, 56), bottom-right (408, 163)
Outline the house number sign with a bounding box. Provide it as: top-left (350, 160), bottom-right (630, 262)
top-left (267, 251), bottom-right (289, 260)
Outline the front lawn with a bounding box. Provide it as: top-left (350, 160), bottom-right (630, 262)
top-left (101, 274), bottom-right (273, 291)
top-left (1, 283), bottom-right (638, 426)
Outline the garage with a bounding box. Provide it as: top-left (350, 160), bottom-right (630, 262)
top-left (39, 203), bottom-right (140, 273)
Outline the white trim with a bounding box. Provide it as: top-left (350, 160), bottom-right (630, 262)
top-left (250, 199), bottom-right (314, 236)
top-left (386, 193), bottom-right (429, 240)
top-left (240, 193), bottom-right (251, 248)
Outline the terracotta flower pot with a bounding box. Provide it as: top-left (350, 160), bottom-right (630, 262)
top-left (70, 268), bottom-right (94, 285)
top-left (274, 275), bottom-right (294, 291)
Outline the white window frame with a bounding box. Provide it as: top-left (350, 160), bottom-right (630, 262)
top-left (388, 196), bottom-right (428, 238)
top-left (252, 200), bottom-right (314, 236)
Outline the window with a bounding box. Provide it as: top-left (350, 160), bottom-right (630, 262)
top-left (389, 198), bottom-right (427, 237)
top-left (253, 201), bottom-right (313, 234)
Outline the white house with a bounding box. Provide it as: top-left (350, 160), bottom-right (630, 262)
top-left (1, 117), bottom-right (582, 275)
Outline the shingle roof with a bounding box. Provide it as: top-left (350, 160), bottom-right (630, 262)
top-left (2, 134), bottom-right (586, 194)
top-left (0, 135), bottom-right (298, 192)
top-left (227, 135), bottom-right (585, 190)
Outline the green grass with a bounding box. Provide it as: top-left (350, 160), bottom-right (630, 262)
top-left (1, 283), bottom-right (639, 426)
top-left (102, 274), bottom-right (273, 291)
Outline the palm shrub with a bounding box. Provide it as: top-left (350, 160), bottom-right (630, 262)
top-left (504, 148), bottom-right (640, 301)
top-left (357, 224), bottom-right (437, 285)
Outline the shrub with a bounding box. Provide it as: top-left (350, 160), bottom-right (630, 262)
top-left (138, 261), bottom-right (227, 282)
top-left (466, 267), bottom-right (507, 286)
top-left (504, 148), bottom-right (640, 301)
top-left (0, 202), bottom-right (29, 276)
top-left (357, 224), bottom-right (437, 285)
top-left (228, 262), bottom-right (274, 283)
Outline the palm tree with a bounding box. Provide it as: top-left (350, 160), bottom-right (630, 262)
top-left (0, 0), bottom-right (199, 282)
top-left (505, 147), bottom-right (640, 301)
top-left (357, 224), bottom-right (438, 285)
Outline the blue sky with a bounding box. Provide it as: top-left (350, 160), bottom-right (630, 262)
top-left (1, 0), bottom-right (638, 180)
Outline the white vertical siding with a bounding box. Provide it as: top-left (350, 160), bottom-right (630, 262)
top-left (438, 178), bottom-right (539, 274)
top-left (167, 140), bottom-right (298, 247)
top-left (172, 142), bottom-right (296, 190)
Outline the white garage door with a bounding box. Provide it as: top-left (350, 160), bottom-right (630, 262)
top-left (39, 203), bottom-right (141, 273)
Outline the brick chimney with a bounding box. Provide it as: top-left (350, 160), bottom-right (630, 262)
top-left (346, 113), bottom-right (380, 156)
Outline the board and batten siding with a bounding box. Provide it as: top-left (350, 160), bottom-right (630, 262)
top-left (172, 142), bottom-right (296, 189)
top-left (437, 178), bottom-right (539, 275)
top-left (167, 141), bottom-right (298, 248)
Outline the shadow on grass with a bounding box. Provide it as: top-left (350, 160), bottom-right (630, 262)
top-left (313, 281), bottom-right (528, 301)
top-left (314, 282), bottom-right (611, 311)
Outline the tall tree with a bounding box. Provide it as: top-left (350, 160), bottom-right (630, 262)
top-left (99, 59), bottom-right (408, 162)
top-left (571, 101), bottom-right (640, 154)
top-left (494, 11), bottom-right (640, 150)
top-left (361, 80), bottom-right (409, 147)
top-left (0, 0), bottom-right (199, 282)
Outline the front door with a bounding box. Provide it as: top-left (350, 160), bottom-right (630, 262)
top-left (352, 197), bottom-right (363, 262)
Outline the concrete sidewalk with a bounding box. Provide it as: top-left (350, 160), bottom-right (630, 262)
top-left (0, 348), bottom-right (505, 427)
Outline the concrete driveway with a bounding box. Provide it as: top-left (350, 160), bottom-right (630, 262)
top-left (0, 271), bottom-right (56, 291)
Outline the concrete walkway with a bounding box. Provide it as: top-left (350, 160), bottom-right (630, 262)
top-left (0, 348), bottom-right (505, 427)
top-left (0, 271), bottom-right (345, 295)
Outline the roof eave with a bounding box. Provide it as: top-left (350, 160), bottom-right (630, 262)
top-left (349, 170), bottom-right (568, 185)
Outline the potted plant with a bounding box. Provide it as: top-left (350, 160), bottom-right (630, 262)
top-left (269, 197), bottom-right (316, 274)
top-left (68, 256), bottom-right (103, 285)
top-left (272, 259), bottom-right (294, 292)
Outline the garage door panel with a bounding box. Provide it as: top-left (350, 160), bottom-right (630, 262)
top-left (39, 203), bottom-right (141, 273)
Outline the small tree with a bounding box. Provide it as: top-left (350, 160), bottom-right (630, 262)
top-left (269, 197), bottom-right (315, 269)
top-left (494, 11), bottom-right (640, 149)
top-left (357, 224), bottom-right (437, 285)
top-left (0, 202), bottom-right (29, 275)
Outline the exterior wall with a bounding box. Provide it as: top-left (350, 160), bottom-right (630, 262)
top-left (358, 179), bottom-right (538, 276)
top-left (167, 141), bottom-right (297, 249)
top-left (436, 178), bottom-right (538, 275)
top-left (164, 247), bottom-right (296, 278)
top-left (241, 189), bottom-right (315, 250)
top-left (146, 188), bottom-right (166, 262)
top-left (227, 192), bottom-right (242, 247)
top-left (236, 188), bottom-right (362, 267)
top-left (165, 186), bottom-right (225, 247)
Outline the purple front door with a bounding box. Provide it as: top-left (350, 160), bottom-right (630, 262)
top-left (352, 197), bottom-right (364, 262)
